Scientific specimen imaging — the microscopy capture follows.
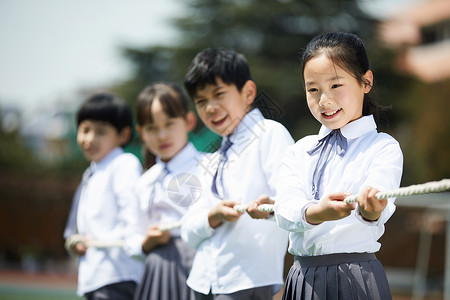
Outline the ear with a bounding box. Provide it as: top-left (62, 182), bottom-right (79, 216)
top-left (362, 70), bottom-right (373, 93)
top-left (185, 111), bottom-right (197, 131)
top-left (119, 126), bottom-right (132, 145)
top-left (242, 80), bottom-right (257, 106)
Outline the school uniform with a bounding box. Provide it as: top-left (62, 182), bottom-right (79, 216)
top-left (181, 108), bottom-right (294, 297)
top-left (127, 142), bottom-right (201, 300)
top-left (273, 115), bottom-right (403, 299)
top-left (64, 147), bottom-right (144, 297)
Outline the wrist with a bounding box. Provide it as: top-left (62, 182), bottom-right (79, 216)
top-left (305, 204), bottom-right (323, 225)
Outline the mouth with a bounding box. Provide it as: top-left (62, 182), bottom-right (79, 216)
top-left (321, 108), bottom-right (342, 119)
top-left (211, 115), bottom-right (227, 127)
top-left (159, 143), bottom-right (171, 150)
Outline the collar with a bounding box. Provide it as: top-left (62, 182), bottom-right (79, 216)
top-left (90, 147), bottom-right (123, 173)
top-left (317, 115), bottom-right (377, 140)
top-left (155, 142), bottom-right (197, 174)
top-left (226, 108), bottom-right (264, 146)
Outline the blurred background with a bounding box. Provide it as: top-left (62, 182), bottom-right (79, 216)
top-left (0, 0), bottom-right (449, 299)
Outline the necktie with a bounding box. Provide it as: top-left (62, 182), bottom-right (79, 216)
top-left (149, 164), bottom-right (169, 210)
top-left (63, 167), bottom-right (92, 239)
top-left (211, 138), bottom-right (233, 199)
top-left (307, 129), bottom-right (347, 200)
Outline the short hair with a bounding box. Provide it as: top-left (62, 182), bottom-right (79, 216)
top-left (184, 48), bottom-right (252, 98)
top-left (76, 93), bottom-right (133, 145)
top-left (135, 82), bottom-right (189, 126)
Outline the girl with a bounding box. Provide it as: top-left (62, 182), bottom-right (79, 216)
top-left (129, 82), bottom-right (199, 300)
top-left (273, 32), bottom-right (403, 299)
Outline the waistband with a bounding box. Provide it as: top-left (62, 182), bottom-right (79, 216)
top-left (294, 252), bottom-right (377, 268)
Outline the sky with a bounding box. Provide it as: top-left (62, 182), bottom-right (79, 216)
top-left (0, 0), bottom-right (422, 115)
top-left (0, 0), bottom-right (183, 114)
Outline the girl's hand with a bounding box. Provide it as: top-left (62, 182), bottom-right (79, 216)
top-left (247, 194), bottom-right (274, 219)
top-left (208, 200), bottom-right (243, 229)
top-left (357, 186), bottom-right (386, 221)
top-left (72, 241), bottom-right (88, 256)
top-left (142, 224), bottom-right (171, 254)
top-left (305, 192), bottom-right (356, 225)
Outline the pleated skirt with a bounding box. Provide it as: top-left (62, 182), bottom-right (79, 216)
top-left (281, 253), bottom-right (392, 300)
top-left (134, 237), bottom-right (196, 300)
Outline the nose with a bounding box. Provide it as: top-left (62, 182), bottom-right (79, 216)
top-left (205, 100), bottom-right (219, 114)
top-left (157, 128), bottom-right (168, 140)
top-left (318, 92), bottom-right (332, 107)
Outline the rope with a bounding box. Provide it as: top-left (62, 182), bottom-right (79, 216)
top-left (70, 179), bottom-right (450, 248)
top-left (343, 178), bottom-right (450, 204)
top-left (66, 222), bottom-right (181, 249)
top-left (236, 179), bottom-right (450, 212)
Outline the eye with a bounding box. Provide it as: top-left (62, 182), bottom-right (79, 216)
top-left (331, 84), bottom-right (342, 89)
top-left (215, 91), bottom-right (225, 98)
top-left (195, 98), bottom-right (206, 106)
top-left (307, 87), bottom-right (318, 93)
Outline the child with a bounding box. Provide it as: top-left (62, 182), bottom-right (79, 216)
top-left (181, 48), bottom-right (294, 300)
top-left (63, 93), bottom-right (144, 299)
top-left (128, 82), bottom-right (199, 300)
top-left (273, 32), bottom-right (403, 299)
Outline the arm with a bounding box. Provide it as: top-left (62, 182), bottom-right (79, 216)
top-left (354, 138), bottom-right (403, 225)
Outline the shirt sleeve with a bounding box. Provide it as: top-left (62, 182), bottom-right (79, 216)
top-left (354, 136), bottom-right (403, 226)
top-left (112, 154), bottom-right (145, 260)
top-left (273, 141), bottom-right (319, 232)
top-left (180, 161), bottom-right (216, 250)
top-left (259, 121), bottom-right (294, 196)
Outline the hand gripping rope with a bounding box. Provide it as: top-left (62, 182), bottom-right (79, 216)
top-left (69, 179), bottom-right (449, 249)
top-left (234, 178), bottom-right (450, 212)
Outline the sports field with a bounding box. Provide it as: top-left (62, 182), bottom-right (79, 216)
top-left (0, 269), bottom-right (80, 300)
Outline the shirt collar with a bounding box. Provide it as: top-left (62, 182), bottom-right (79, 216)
top-left (155, 142), bottom-right (197, 174)
top-left (317, 115), bottom-right (377, 140)
top-left (90, 147), bottom-right (123, 173)
top-left (227, 108), bottom-right (264, 145)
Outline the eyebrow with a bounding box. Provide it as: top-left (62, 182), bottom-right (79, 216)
top-left (305, 75), bottom-right (343, 86)
top-left (193, 85), bottom-right (225, 99)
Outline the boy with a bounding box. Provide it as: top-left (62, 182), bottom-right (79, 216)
top-left (64, 93), bottom-right (144, 299)
top-left (181, 48), bottom-right (294, 300)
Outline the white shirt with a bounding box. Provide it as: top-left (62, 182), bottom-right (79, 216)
top-left (181, 109), bottom-right (294, 295)
top-left (75, 147), bottom-right (144, 296)
top-left (274, 115), bottom-right (403, 256)
top-left (124, 142), bottom-right (203, 258)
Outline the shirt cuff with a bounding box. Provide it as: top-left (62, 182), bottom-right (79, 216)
top-left (354, 205), bottom-right (381, 226)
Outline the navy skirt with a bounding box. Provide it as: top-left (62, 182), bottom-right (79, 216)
top-left (134, 237), bottom-right (196, 300)
top-left (282, 253), bottom-right (392, 300)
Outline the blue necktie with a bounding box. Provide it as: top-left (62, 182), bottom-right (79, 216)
top-left (211, 138), bottom-right (233, 199)
top-left (307, 129), bottom-right (347, 200)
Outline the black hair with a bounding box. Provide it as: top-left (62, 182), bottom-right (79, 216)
top-left (184, 48), bottom-right (252, 98)
top-left (135, 82), bottom-right (190, 169)
top-left (76, 93), bottom-right (133, 145)
top-left (301, 32), bottom-right (383, 117)
top-left (136, 82), bottom-right (189, 126)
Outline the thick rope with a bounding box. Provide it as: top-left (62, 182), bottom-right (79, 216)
top-left (236, 179), bottom-right (450, 212)
top-left (343, 178), bottom-right (450, 204)
top-left (71, 179), bottom-right (450, 248)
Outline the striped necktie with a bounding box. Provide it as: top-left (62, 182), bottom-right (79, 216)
top-left (307, 129), bottom-right (347, 200)
top-left (211, 138), bottom-right (233, 199)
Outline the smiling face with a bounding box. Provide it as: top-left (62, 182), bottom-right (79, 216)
top-left (303, 53), bottom-right (373, 130)
top-left (137, 99), bottom-right (195, 162)
top-left (77, 120), bottom-right (129, 162)
top-left (193, 77), bottom-right (256, 137)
